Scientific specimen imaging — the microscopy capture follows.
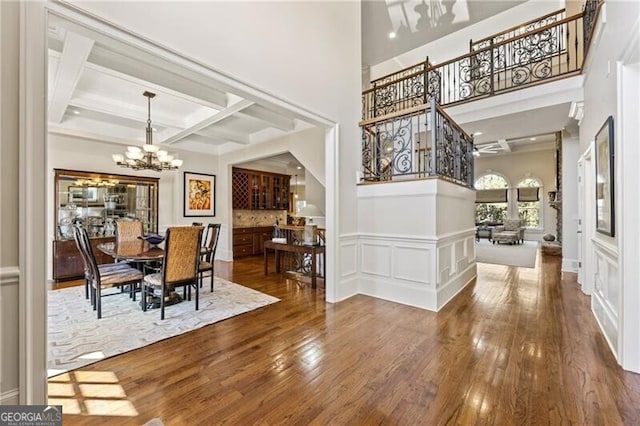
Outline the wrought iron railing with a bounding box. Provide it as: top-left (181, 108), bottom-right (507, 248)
top-left (360, 98), bottom-right (474, 187)
top-left (470, 9), bottom-right (566, 51)
top-left (361, 6), bottom-right (602, 121)
top-left (362, 59), bottom-right (441, 121)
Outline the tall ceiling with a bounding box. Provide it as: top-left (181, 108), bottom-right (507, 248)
top-left (361, 0), bottom-right (527, 68)
top-left (47, 15), bottom-right (315, 157)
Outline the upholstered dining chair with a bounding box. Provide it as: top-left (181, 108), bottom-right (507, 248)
top-left (115, 220), bottom-right (144, 242)
top-left (142, 226), bottom-right (203, 320)
top-left (72, 226), bottom-right (131, 300)
top-left (198, 223), bottom-right (221, 292)
top-left (77, 226), bottom-right (144, 318)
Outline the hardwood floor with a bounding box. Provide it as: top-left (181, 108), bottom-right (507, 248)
top-left (49, 253), bottom-right (640, 425)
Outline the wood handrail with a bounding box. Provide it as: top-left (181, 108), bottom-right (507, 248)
top-left (358, 104), bottom-right (429, 127)
top-left (370, 60), bottom-right (429, 85)
top-left (427, 11), bottom-right (584, 71)
top-left (471, 8), bottom-right (566, 47)
top-left (363, 68), bottom-right (428, 95)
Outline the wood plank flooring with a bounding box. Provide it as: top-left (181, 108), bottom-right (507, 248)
top-left (49, 253), bottom-right (640, 425)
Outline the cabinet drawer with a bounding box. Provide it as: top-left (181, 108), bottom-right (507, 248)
top-left (233, 233), bottom-right (253, 245)
top-left (233, 244), bottom-right (253, 258)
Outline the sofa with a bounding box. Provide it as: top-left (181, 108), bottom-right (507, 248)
top-left (491, 219), bottom-right (525, 244)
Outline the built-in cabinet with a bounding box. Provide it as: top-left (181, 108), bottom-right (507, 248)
top-left (233, 226), bottom-right (273, 259)
top-left (52, 169), bottom-right (159, 282)
top-left (232, 167), bottom-right (290, 210)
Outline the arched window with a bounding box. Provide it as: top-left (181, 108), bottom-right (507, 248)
top-left (517, 177), bottom-right (542, 228)
top-left (475, 174), bottom-right (508, 224)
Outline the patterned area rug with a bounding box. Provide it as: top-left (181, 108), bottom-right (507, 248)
top-left (48, 277), bottom-right (279, 376)
top-left (475, 239), bottom-right (539, 268)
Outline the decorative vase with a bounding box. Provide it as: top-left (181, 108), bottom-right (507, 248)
top-left (542, 233), bottom-right (556, 242)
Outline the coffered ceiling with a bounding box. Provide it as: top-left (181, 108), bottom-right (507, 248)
top-left (46, 16), bottom-right (314, 157)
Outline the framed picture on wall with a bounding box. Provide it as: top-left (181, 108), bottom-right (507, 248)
top-left (595, 115), bottom-right (615, 236)
top-left (184, 172), bottom-right (216, 217)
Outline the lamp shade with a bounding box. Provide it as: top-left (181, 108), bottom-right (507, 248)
top-left (298, 203), bottom-right (324, 217)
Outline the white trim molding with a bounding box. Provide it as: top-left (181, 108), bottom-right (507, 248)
top-left (0, 267), bottom-right (20, 285)
top-left (0, 389), bottom-right (20, 405)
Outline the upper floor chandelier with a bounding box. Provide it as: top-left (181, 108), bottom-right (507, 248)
top-left (112, 91), bottom-right (183, 172)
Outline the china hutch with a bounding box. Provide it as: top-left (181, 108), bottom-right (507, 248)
top-left (52, 169), bottom-right (159, 282)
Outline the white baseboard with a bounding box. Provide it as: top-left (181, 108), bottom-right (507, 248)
top-left (359, 275), bottom-right (438, 311)
top-left (562, 257), bottom-right (579, 273)
top-left (0, 389), bottom-right (19, 405)
top-left (436, 263), bottom-right (477, 310)
top-left (335, 275), bottom-right (359, 302)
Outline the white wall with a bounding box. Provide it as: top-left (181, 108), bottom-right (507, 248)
top-left (357, 180), bottom-right (477, 311)
top-left (0, 0), bottom-right (21, 405)
top-left (579, 0), bottom-right (640, 372)
top-left (562, 134), bottom-right (581, 273)
top-left (370, 0), bottom-right (563, 80)
top-left (68, 0), bottom-right (362, 243)
top-left (474, 149), bottom-right (557, 238)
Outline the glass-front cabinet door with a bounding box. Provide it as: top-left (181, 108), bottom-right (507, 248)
top-left (53, 169), bottom-right (159, 282)
top-left (55, 169), bottom-right (159, 239)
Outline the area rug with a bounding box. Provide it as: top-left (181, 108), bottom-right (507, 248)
top-left (48, 277), bottom-right (279, 376)
top-left (475, 239), bottom-right (539, 268)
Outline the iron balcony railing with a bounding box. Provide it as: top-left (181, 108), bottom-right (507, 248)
top-left (470, 8), bottom-right (566, 51)
top-left (360, 98), bottom-right (474, 188)
top-left (361, 1), bottom-right (602, 121)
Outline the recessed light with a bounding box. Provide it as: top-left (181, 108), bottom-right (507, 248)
top-left (73, 110), bottom-right (80, 115)
top-left (296, 166), bottom-right (302, 170)
top-left (530, 137), bottom-right (537, 141)
top-left (473, 131), bottom-right (483, 136)
top-left (152, 127), bottom-right (157, 132)
top-left (388, 32), bottom-right (397, 39)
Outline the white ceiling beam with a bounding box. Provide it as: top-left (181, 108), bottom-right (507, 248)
top-left (68, 94), bottom-right (185, 129)
top-left (498, 139), bottom-right (511, 152)
top-left (195, 126), bottom-right (251, 145)
top-left (237, 104), bottom-right (296, 132)
top-left (164, 99), bottom-right (254, 145)
top-left (48, 32), bottom-right (95, 123)
top-left (88, 46), bottom-right (229, 108)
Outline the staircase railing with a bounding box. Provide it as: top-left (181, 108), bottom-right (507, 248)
top-left (360, 98), bottom-right (474, 188)
top-left (361, 1), bottom-right (602, 122)
top-left (469, 9), bottom-right (566, 51)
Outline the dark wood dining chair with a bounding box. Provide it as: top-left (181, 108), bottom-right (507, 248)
top-left (77, 226), bottom-right (144, 318)
top-left (72, 226), bottom-right (131, 301)
top-left (198, 223), bottom-right (221, 292)
top-left (142, 226), bottom-right (203, 320)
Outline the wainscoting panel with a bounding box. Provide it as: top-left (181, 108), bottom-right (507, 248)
top-left (340, 237), bottom-right (358, 278)
top-left (393, 244), bottom-right (432, 285)
top-left (360, 242), bottom-right (392, 277)
top-left (591, 239), bottom-right (620, 357)
top-left (0, 266), bottom-right (20, 405)
top-left (357, 231), bottom-right (476, 311)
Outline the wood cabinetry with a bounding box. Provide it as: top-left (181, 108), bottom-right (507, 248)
top-left (232, 167), bottom-right (290, 210)
top-left (233, 226), bottom-right (273, 259)
top-left (52, 237), bottom-right (116, 281)
top-left (52, 169), bottom-right (159, 282)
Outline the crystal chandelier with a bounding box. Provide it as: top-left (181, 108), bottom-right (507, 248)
top-left (112, 91), bottom-right (183, 171)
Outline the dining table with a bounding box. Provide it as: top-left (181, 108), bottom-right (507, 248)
top-left (97, 240), bottom-right (164, 262)
top-left (96, 240), bottom-right (178, 309)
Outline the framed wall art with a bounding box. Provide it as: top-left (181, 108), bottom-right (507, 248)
top-left (595, 115), bottom-right (615, 236)
top-left (184, 172), bottom-right (216, 217)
